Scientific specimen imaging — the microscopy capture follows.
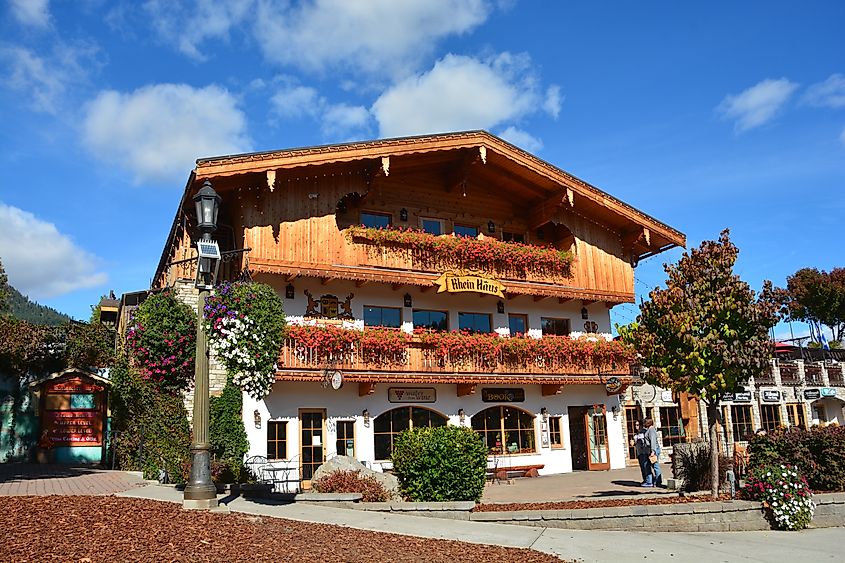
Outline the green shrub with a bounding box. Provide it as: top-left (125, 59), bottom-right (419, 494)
top-left (748, 426), bottom-right (845, 491)
top-left (672, 442), bottom-right (732, 492)
top-left (391, 426), bottom-right (487, 502)
top-left (312, 470), bottom-right (390, 502)
top-left (110, 355), bottom-right (191, 482)
top-left (209, 376), bottom-right (249, 482)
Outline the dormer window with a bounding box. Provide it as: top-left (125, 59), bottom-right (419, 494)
top-left (361, 211), bottom-right (391, 229)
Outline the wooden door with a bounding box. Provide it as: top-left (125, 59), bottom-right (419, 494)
top-left (585, 405), bottom-right (610, 471)
top-left (567, 406), bottom-right (588, 470)
top-left (623, 406), bottom-right (640, 464)
top-left (299, 409), bottom-right (326, 489)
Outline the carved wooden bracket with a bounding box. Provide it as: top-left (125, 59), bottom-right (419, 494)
top-left (266, 170), bottom-right (276, 192)
top-left (363, 157), bottom-right (390, 188)
top-left (445, 148), bottom-right (487, 193)
top-left (528, 188), bottom-right (575, 230)
top-left (541, 384), bottom-right (563, 396)
top-left (358, 382), bottom-right (376, 397)
top-left (457, 383), bottom-right (476, 397)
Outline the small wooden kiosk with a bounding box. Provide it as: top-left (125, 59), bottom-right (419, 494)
top-left (29, 368), bottom-right (110, 464)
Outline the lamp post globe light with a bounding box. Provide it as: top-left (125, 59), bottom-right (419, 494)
top-left (183, 180), bottom-right (221, 509)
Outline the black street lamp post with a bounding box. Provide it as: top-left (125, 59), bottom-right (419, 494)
top-left (183, 180), bottom-right (222, 509)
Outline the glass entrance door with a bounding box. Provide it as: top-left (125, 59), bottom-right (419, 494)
top-left (585, 405), bottom-right (610, 470)
top-left (299, 409), bottom-right (326, 489)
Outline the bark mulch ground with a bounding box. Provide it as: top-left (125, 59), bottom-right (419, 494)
top-left (475, 493), bottom-right (732, 512)
top-left (1, 496), bottom-right (563, 562)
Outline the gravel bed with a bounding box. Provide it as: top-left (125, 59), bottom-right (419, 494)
top-left (0, 496), bottom-right (562, 562)
top-left (475, 493), bottom-right (731, 512)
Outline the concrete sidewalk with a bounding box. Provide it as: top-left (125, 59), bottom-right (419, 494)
top-left (0, 463), bottom-right (146, 496)
top-left (119, 484), bottom-right (844, 562)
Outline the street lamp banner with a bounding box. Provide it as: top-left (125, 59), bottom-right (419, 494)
top-left (434, 270), bottom-right (505, 298)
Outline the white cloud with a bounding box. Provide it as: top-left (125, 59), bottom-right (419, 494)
top-left (143, 0), bottom-right (253, 61)
top-left (717, 78), bottom-right (799, 132)
top-left (0, 203), bottom-right (107, 299)
top-left (543, 85), bottom-right (562, 119)
top-left (0, 43), bottom-right (96, 114)
top-left (254, 0), bottom-right (491, 77)
top-left (269, 78), bottom-right (371, 139)
top-left (372, 53), bottom-right (550, 138)
top-left (802, 73), bottom-right (845, 109)
top-left (9, 0), bottom-right (51, 28)
top-left (82, 83), bottom-right (252, 184)
top-left (498, 126), bottom-right (542, 153)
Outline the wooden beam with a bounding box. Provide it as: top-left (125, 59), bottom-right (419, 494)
top-left (284, 274), bottom-right (298, 282)
top-left (457, 383), bottom-right (476, 397)
top-left (558, 297), bottom-right (573, 304)
top-left (321, 277), bottom-right (333, 286)
top-left (527, 188), bottom-right (575, 230)
top-left (444, 148), bottom-right (487, 193)
top-left (358, 382), bottom-right (376, 397)
top-left (542, 384), bottom-right (563, 396)
top-left (355, 280), bottom-right (368, 288)
top-left (622, 227), bottom-right (651, 251)
top-left (533, 295), bottom-right (547, 302)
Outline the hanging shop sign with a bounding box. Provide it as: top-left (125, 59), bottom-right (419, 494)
top-left (388, 387), bottom-right (436, 403)
top-left (733, 391), bottom-right (752, 402)
top-left (761, 390), bottom-right (781, 402)
top-left (820, 387), bottom-right (837, 397)
top-left (804, 389), bottom-right (821, 401)
top-left (660, 390), bottom-right (674, 403)
top-left (604, 377), bottom-right (623, 394)
top-left (434, 271), bottom-right (505, 298)
top-left (481, 388), bottom-right (525, 402)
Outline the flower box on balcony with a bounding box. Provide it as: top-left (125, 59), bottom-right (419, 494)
top-left (346, 225), bottom-right (574, 279)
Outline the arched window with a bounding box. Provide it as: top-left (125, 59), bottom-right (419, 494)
top-left (471, 406), bottom-right (536, 455)
top-left (373, 406), bottom-right (448, 460)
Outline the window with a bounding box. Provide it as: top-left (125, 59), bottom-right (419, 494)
top-left (786, 403), bottom-right (806, 429)
top-left (760, 404), bottom-right (782, 433)
top-left (549, 416), bottom-right (563, 448)
top-left (541, 317), bottom-right (570, 336)
top-left (730, 405), bottom-right (754, 441)
top-left (454, 224), bottom-right (479, 238)
top-left (660, 406), bottom-right (685, 447)
top-left (335, 420), bottom-right (355, 457)
top-left (508, 314), bottom-right (528, 336)
top-left (624, 406), bottom-right (640, 460)
top-left (267, 421), bottom-right (287, 460)
top-left (459, 312), bottom-right (491, 333)
top-left (502, 231), bottom-right (525, 243)
top-left (363, 305), bottom-right (401, 328)
top-left (420, 218), bottom-right (443, 235)
top-left (360, 211), bottom-right (391, 229)
top-left (413, 309), bottom-right (448, 331)
top-left (373, 407), bottom-right (447, 460)
top-left (471, 406), bottom-right (536, 455)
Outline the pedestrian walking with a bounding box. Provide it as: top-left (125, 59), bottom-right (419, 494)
top-left (642, 417), bottom-right (662, 487)
top-left (631, 420), bottom-right (649, 484)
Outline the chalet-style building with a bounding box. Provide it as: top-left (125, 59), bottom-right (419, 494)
top-left (153, 131), bottom-right (687, 486)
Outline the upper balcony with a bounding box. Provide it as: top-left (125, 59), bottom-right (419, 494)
top-left (276, 325), bottom-right (633, 387)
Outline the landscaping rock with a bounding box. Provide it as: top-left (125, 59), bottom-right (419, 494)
top-left (312, 456), bottom-right (401, 499)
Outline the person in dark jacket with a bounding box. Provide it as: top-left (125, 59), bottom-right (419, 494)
top-left (632, 420), bottom-right (649, 484)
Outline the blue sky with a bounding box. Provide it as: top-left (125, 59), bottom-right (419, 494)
top-left (0, 1), bottom-right (843, 340)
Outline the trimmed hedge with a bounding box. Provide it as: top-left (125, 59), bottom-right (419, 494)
top-left (747, 426), bottom-right (845, 492)
top-left (391, 426), bottom-right (487, 502)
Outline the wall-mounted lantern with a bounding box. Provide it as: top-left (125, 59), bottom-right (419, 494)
top-left (403, 293), bottom-right (412, 307)
top-left (362, 409), bottom-right (370, 428)
top-left (253, 409), bottom-right (261, 429)
top-left (487, 220), bottom-right (495, 234)
top-left (400, 208), bottom-right (408, 222)
top-left (540, 407), bottom-right (549, 422)
top-left (458, 408), bottom-right (466, 425)
top-left (581, 307), bottom-right (589, 320)
top-left (497, 301), bottom-right (505, 314)
top-left (286, 284), bottom-right (295, 299)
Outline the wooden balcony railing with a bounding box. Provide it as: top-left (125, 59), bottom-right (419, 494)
top-left (829, 366), bottom-right (845, 386)
top-left (779, 364), bottom-right (801, 385)
top-left (278, 339), bottom-right (627, 376)
top-left (163, 248), bottom-right (250, 286)
top-left (803, 365), bottom-right (824, 386)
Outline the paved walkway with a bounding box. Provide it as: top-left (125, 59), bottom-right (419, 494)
top-left (120, 484), bottom-right (845, 562)
top-left (0, 464), bottom-right (146, 496)
top-left (482, 466), bottom-right (675, 503)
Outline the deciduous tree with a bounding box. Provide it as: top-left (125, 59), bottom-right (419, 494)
top-left (778, 267), bottom-right (845, 343)
top-left (620, 230), bottom-right (778, 497)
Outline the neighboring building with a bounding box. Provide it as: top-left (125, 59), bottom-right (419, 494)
top-left (151, 131), bottom-right (685, 484)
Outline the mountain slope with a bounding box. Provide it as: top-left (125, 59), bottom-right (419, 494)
top-left (5, 286), bottom-right (72, 325)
